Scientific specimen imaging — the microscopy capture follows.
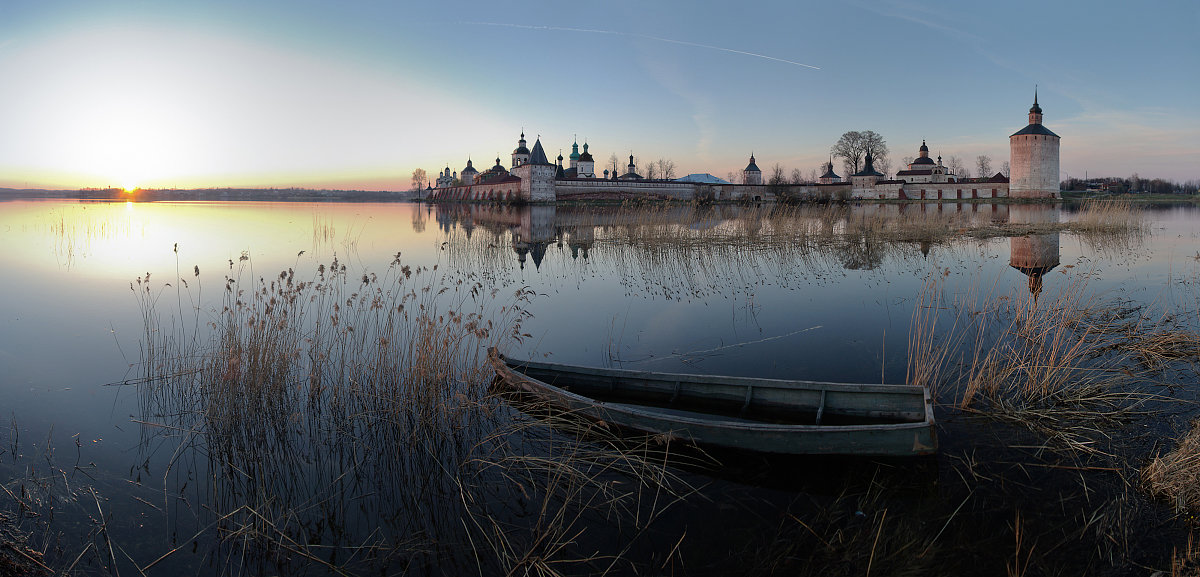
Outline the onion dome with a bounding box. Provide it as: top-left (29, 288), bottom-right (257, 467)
top-left (578, 142), bottom-right (593, 162)
top-left (912, 140), bottom-right (935, 165)
top-left (569, 139), bottom-right (580, 162)
top-left (461, 158), bottom-right (478, 175)
top-left (513, 131), bottom-right (530, 155)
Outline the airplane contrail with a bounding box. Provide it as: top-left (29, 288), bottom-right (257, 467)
top-left (463, 21), bottom-right (821, 71)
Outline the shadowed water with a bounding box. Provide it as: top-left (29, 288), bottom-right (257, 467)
top-left (0, 198), bottom-right (1198, 575)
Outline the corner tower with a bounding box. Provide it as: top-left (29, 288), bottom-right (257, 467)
top-left (511, 137), bottom-right (557, 202)
top-left (743, 154), bottom-right (762, 185)
top-left (1009, 90), bottom-right (1061, 199)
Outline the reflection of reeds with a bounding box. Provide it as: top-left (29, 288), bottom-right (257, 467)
top-left (130, 254), bottom-right (693, 573)
top-left (1167, 531), bottom-right (1200, 577)
top-left (908, 270), bottom-right (1150, 455)
top-left (42, 204), bottom-right (142, 268)
top-left (0, 509), bottom-right (51, 575)
top-left (748, 470), bottom-right (940, 576)
top-left (1071, 199), bottom-right (1150, 256)
top-left (459, 397), bottom-right (704, 575)
top-left (438, 201), bottom-right (1149, 306)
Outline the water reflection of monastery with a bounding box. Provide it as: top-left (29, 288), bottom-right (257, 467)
top-left (422, 203), bottom-right (1062, 290)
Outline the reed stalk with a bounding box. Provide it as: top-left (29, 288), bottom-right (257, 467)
top-left (125, 252), bottom-right (693, 574)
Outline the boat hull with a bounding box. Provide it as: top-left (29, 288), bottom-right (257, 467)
top-left (489, 348), bottom-right (937, 457)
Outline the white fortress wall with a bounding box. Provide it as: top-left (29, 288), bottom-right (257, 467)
top-left (554, 180), bottom-right (698, 200)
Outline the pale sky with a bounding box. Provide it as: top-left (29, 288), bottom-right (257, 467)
top-left (2, 0), bottom-right (1197, 190)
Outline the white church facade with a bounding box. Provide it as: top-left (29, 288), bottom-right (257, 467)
top-left (426, 96), bottom-right (1058, 203)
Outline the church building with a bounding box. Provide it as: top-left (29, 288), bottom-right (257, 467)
top-left (896, 141), bottom-right (955, 183)
top-left (423, 94), bottom-right (1058, 203)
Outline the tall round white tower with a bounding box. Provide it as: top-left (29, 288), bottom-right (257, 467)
top-left (1009, 90), bottom-right (1061, 199)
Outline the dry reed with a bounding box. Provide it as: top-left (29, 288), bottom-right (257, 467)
top-left (908, 268), bottom-right (1153, 456)
top-left (1143, 420), bottom-right (1200, 518)
top-left (124, 252), bottom-right (695, 574)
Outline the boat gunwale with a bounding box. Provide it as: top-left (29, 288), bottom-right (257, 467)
top-left (491, 349), bottom-right (936, 434)
top-left (499, 353), bottom-right (927, 396)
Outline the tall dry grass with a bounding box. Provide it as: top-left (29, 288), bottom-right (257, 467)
top-left (125, 252), bottom-right (695, 575)
top-left (907, 269), bottom-right (1152, 455)
top-left (1144, 420), bottom-right (1200, 519)
top-left (1070, 199), bottom-right (1150, 256)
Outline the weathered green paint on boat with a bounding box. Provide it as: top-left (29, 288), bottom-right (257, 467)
top-left (489, 348), bottom-right (937, 457)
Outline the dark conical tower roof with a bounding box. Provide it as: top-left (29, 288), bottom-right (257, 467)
top-left (529, 138), bottom-right (551, 165)
top-left (820, 157), bottom-right (839, 179)
top-left (852, 148), bottom-right (884, 177)
top-left (1012, 88), bottom-right (1058, 137)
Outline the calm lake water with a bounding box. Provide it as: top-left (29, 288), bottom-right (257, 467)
top-left (1, 198), bottom-right (1198, 575)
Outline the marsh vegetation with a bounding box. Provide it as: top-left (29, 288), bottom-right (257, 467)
top-left (2, 199), bottom-right (1198, 575)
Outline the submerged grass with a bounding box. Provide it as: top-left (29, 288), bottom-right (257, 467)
top-left (438, 200), bottom-right (1149, 306)
top-left (120, 253), bottom-right (696, 574)
top-left (1144, 420), bottom-right (1200, 519)
top-left (908, 268), bottom-right (1155, 457)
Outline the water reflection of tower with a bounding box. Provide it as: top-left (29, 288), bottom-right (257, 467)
top-left (568, 225), bottom-right (594, 260)
top-left (1008, 205), bottom-right (1060, 298)
top-left (512, 205), bottom-right (556, 269)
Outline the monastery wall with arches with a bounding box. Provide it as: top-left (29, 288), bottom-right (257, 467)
top-left (424, 95), bottom-right (1056, 203)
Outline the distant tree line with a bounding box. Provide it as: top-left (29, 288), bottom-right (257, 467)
top-left (1061, 174), bottom-right (1199, 195)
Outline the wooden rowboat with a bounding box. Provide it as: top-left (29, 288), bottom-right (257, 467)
top-left (488, 348), bottom-right (937, 457)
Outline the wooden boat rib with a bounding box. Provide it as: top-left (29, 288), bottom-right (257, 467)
top-left (488, 348), bottom-right (937, 457)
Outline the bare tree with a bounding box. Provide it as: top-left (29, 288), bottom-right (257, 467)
top-left (976, 155), bottom-right (992, 178)
top-left (901, 156), bottom-right (914, 168)
top-left (645, 160), bottom-right (658, 180)
top-left (1001, 161), bottom-right (1010, 179)
top-left (946, 156), bottom-right (967, 179)
top-left (831, 130), bottom-right (889, 175)
top-left (411, 168), bottom-right (427, 191)
top-left (874, 156), bottom-right (892, 179)
top-left (808, 168), bottom-right (819, 182)
top-left (726, 171), bottom-right (740, 185)
top-left (656, 158), bottom-right (677, 180)
top-left (790, 168), bottom-right (803, 184)
top-left (769, 163), bottom-right (787, 186)
top-left (608, 153), bottom-right (620, 176)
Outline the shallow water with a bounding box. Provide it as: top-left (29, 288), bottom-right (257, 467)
top-left (1, 198), bottom-right (1198, 574)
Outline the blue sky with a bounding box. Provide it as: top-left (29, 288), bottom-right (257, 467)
top-left (1, 0), bottom-right (1197, 190)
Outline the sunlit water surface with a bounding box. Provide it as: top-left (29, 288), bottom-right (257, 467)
top-left (1, 199), bottom-right (1198, 574)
